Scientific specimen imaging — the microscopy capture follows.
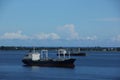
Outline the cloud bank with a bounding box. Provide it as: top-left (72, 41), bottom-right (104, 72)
top-left (0, 24), bottom-right (120, 46)
top-left (0, 24), bottom-right (97, 41)
top-left (0, 31), bottom-right (29, 40)
top-left (58, 24), bottom-right (97, 41)
top-left (34, 33), bottom-right (60, 40)
top-left (0, 31), bottom-right (60, 40)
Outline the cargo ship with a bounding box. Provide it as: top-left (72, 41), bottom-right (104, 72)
top-left (22, 49), bottom-right (76, 68)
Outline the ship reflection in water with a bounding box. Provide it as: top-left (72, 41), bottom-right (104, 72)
top-left (22, 49), bottom-right (76, 68)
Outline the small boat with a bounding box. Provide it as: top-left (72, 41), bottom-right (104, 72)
top-left (22, 49), bottom-right (76, 68)
top-left (57, 48), bottom-right (86, 56)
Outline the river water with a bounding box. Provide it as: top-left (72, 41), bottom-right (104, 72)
top-left (0, 50), bottom-right (120, 80)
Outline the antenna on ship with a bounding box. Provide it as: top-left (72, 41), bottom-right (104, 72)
top-left (33, 47), bottom-right (35, 52)
top-left (68, 51), bottom-right (71, 59)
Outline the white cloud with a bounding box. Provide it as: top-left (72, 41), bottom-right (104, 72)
top-left (35, 33), bottom-right (60, 40)
top-left (58, 24), bottom-right (79, 40)
top-left (58, 24), bottom-right (97, 41)
top-left (80, 36), bottom-right (97, 41)
top-left (0, 31), bottom-right (60, 40)
top-left (112, 35), bottom-right (120, 41)
top-left (0, 25), bottom-right (97, 41)
top-left (0, 31), bottom-right (29, 40)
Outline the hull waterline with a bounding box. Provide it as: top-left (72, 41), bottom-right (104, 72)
top-left (22, 58), bottom-right (75, 68)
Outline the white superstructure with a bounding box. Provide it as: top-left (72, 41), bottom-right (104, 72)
top-left (31, 52), bottom-right (40, 61)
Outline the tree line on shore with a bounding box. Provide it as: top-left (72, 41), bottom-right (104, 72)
top-left (0, 46), bottom-right (120, 51)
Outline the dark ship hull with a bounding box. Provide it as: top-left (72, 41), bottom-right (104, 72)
top-left (22, 58), bottom-right (76, 68)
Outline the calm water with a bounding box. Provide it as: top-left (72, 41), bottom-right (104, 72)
top-left (0, 50), bottom-right (120, 80)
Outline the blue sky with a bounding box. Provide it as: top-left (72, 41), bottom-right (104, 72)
top-left (0, 0), bottom-right (120, 47)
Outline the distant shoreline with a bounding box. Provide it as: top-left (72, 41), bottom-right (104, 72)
top-left (0, 46), bottom-right (120, 52)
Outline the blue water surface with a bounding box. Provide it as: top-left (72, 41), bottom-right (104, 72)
top-left (0, 50), bottom-right (120, 80)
